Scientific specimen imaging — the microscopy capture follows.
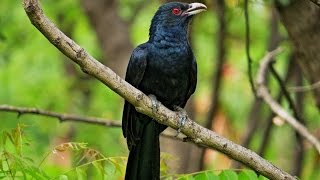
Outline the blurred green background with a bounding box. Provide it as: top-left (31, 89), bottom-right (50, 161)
top-left (0, 0), bottom-right (319, 179)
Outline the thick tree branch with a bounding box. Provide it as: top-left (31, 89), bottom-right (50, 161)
top-left (256, 48), bottom-right (320, 154)
top-left (22, 0), bottom-right (295, 179)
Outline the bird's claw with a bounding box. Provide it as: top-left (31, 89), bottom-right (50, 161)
top-left (149, 94), bottom-right (159, 113)
top-left (173, 105), bottom-right (188, 137)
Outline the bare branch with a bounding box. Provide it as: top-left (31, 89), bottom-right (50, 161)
top-left (288, 80), bottom-right (320, 93)
top-left (22, 0), bottom-right (295, 179)
top-left (0, 104), bottom-right (184, 141)
top-left (0, 104), bottom-right (121, 127)
top-left (269, 64), bottom-right (301, 120)
top-left (244, 0), bottom-right (256, 97)
top-left (256, 48), bottom-right (320, 154)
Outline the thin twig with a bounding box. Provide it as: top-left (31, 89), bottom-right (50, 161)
top-left (291, 67), bottom-right (305, 176)
top-left (205, 0), bottom-right (226, 131)
top-left (258, 56), bottom-right (295, 156)
top-left (21, 0), bottom-right (295, 179)
top-left (269, 65), bottom-right (301, 119)
top-left (256, 48), bottom-right (320, 154)
top-left (201, 0), bottom-right (226, 170)
top-left (288, 80), bottom-right (320, 93)
top-left (244, 0), bottom-right (256, 97)
top-left (269, 63), bottom-right (307, 174)
top-left (240, 6), bottom-right (281, 152)
top-left (0, 104), bottom-right (184, 141)
top-left (0, 104), bottom-right (121, 127)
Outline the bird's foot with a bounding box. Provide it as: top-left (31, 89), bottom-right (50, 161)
top-left (148, 94), bottom-right (159, 113)
top-left (173, 105), bottom-right (188, 137)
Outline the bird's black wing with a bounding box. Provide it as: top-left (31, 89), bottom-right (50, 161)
top-left (183, 55), bottom-right (197, 107)
top-left (122, 43), bottom-right (148, 148)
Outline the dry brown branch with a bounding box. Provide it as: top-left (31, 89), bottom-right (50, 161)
top-left (22, 0), bottom-right (295, 179)
top-left (256, 48), bottom-right (320, 154)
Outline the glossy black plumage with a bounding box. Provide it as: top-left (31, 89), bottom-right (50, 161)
top-left (122, 2), bottom-right (205, 179)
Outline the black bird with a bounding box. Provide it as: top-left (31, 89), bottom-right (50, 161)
top-left (122, 2), bottom-right (206, 180)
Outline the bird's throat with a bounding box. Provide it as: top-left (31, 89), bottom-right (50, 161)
top-left (149, 26), bottom-right (189, 46)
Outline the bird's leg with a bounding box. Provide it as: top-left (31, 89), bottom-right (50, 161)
top-left (173, 105), bottom-right (188, 137)
top-left (148, 94), bottom-right (159, 113)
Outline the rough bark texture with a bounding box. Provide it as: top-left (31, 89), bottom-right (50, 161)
top-left (277, 0), bottom-right (320, 109)
top-left (81, 0), bottom-right (132, 77)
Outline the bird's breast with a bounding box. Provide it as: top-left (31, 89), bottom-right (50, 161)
top-left (139, 43), bottom-right (192, 107)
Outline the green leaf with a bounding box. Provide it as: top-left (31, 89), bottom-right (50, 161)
top-left (4, 131), bottom-right (13, 146)
top-left (92, 161), bottom-right (105, 179)
top-left (239, 170), bottom-right (258, 180)
top-left (219, 170), bottom-right (238, 180)
top-left (12, 124), bottom-right (22, 156)
top-left (195, 172), bottom-right (220, 180)
top-left (0, 132), bottom-right (3, 149)
top-left (0, 155), bottom-right (3, 172)
top-left (58, 175), bottom-right (69, 180)
top-left (258, 175), bottom-right (269, 180)
top-left (177, 175), bottom-right (195, 180)
top-left (206, 172), bottom-right (220, 180)
top-left (76, 167), bottom-right (87, 180)
top-left (108, 157), bottom-right (123, 173)
top-left (195, 173), bottom-right (207, 180)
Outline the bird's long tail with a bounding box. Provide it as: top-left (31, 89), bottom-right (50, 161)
top-left (125, 121), bottom-right (160, 180)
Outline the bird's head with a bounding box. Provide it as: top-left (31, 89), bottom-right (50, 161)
top-left (149, 2), bottom-right (207, 38)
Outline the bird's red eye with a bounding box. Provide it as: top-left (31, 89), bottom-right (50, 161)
top-left (172, 8), bottom-right (181, 15)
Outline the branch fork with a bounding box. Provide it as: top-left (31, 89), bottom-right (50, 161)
top-left (256, 48), bottom-right (320, 154)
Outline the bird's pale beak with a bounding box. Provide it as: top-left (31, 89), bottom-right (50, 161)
top-left (184, 3), bottom-right (207, 16)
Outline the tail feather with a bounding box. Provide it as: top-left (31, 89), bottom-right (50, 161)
top-left (125, 121), bottom-right (160, 180)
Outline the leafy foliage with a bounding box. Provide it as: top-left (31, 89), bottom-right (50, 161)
top-left (0, 124), bottom-right (49, 179)
top-left (0, 125), bottom-right (272, 180)
top-left (0, 125), bottom-right (127, 179)
top-left (161, 169), bottom-right (269, 180)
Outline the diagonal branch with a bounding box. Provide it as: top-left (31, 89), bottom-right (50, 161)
top-left (22, 0), bottom-right (295, 179)
top-left (256, 48), bottom-right (320, 154)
